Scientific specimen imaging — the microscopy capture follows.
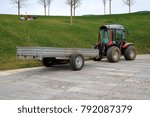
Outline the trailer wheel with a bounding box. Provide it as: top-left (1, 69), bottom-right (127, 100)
top-left (70, 54), bottom-right (84, 71)
top-left (124, 46), bottom-right (136, 60)
top-left (107, 46), bottom-right (121, 62)
top-left (42, 57), bottom-right (55, 67)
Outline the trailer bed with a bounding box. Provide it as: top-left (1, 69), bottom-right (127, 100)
top-left (17, 47), bottom-right (99, 60)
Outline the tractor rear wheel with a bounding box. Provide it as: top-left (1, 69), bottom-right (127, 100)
top-left (107, 46), bottom-right (121, 62)
top-left (70, 54), bottom-right (84, 71)
top-left (124, 46), bottom-right (136, 60)
top-left (42, 57), bottom-right (56, 67)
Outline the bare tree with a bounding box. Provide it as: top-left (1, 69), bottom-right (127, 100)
top-left (10, 0), bottom-right (28, 15)
top-left (103, 0), bottom-right (107, 15)
top-left (123, 0), bottom-right (135, 13)
top-left (66, 0), bottom-right (82, 16)
top-left (47, 0), bottom-right (52, 16)
top-left (66, 0), bottom-right (73, 25)
top-left (73, 0), bottom-right (81, 16)
top-left (38, 0), bottom-right (47, 16)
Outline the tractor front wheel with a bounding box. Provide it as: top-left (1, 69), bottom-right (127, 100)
top-left (124, 46), bottom-right (136, 60)
top-left (107, 46), bottom-right (121, 62)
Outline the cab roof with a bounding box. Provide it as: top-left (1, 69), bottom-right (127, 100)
top-left (100, 24), bottom-right (125, 30)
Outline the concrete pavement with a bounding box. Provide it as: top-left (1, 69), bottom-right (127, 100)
top-left (0, 54), bottom-right (150, 100)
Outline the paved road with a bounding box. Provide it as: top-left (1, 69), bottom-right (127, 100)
top-left (0, 54), bottom-right (150, 100)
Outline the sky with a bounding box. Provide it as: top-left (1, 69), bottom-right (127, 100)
top-left (0, 0), bottom-right (150, 16)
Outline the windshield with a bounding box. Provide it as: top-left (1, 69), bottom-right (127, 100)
top-left (112, 29), bottom-right (125, 42)
top-left (99, 29), bottom-right (110, 43)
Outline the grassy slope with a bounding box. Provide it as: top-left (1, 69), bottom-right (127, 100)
top-left (0, 13), bottom-right (150, 70)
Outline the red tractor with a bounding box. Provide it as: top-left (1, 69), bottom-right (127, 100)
top-left (93, 24), bottom-right (136, 62)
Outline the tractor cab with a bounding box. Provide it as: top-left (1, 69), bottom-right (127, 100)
top-left (98, 24), bottom-right (126, 47)
top-left (94, 24), bottom-right (136, 62)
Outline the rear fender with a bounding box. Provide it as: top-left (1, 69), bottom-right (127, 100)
top-left (121, 43), bottom-right (134, 54)
top-left (122, 43), bottom-right (133, 49)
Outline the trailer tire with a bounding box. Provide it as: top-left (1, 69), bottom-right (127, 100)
top-left (107, 46), bottom-right (121, 62)
top-left (70, 54), bottom-right (84, 71)
top-left (124, 46), bottom-right (136, 60)
top-left (42, 57), bottom-right (56, 67)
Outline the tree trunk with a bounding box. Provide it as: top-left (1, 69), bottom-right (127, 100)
top-left (44, 7), bottom-right (46, 16)
top-left (18, 0), bottom-right (20, 15)
top-left (74, 6), bottom-right (75, 16)
top-left (18, 7), bottom-right (20, 16)
top-left (129, 5), bottom-right (131, 13)
top-left (70, 0), bottom-right (73, 25)
top-left (109, 0), bottom-right (111, 15)
top-left (44, 0), bottom-right (46, 16)
top-left (104, 5), bottom-right (106, 15)
top-left (48, 4), bottom-right (50, 16)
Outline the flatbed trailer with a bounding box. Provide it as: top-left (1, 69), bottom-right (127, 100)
top-left (17, 47), bottom-right (99, 70)
top-left (16, 24), bottom-right (136, 71)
